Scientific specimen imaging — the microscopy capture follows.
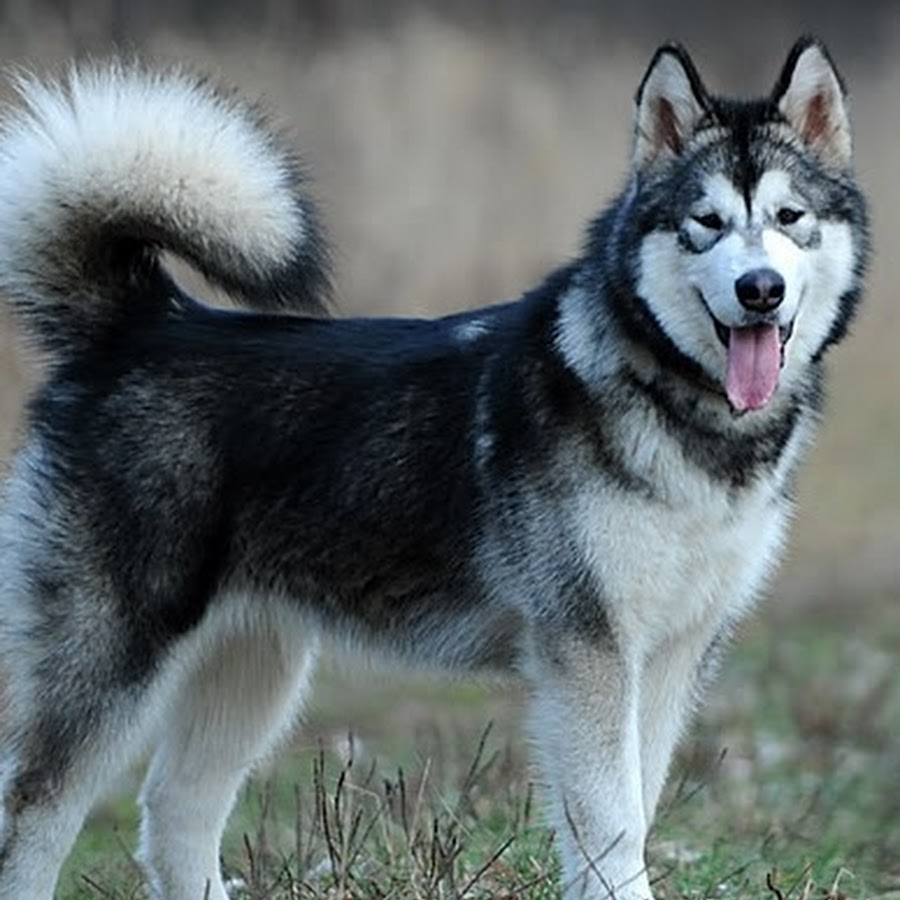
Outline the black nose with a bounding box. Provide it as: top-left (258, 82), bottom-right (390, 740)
top-left (734, 267), bottom-right (785, 312)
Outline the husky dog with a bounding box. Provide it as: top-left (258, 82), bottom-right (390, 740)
top-left (0, 38), bottom-right (868, 900)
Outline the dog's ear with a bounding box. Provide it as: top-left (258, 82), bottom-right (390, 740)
top-left (773, 37), bottom-right (851, 167)
top-left (633, 43), bottom-right (710, 170)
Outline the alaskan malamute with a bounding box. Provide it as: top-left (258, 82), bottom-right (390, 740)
top-left (0, 38), bottom-right (868, 899)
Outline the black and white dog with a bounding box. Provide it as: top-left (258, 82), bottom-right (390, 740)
top-left (0, 39), bottom-right (868, 899)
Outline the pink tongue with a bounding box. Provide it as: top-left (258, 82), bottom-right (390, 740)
top-left (725, 325), bottom-right (781, 412)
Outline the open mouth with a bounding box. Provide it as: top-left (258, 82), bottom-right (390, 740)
top-left (711, 316), bottom-right (794, 351)
top-left (709, 313), bottom-right (795, 414)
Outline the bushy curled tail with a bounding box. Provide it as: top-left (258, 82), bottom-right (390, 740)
top-left (0, 60), bottom-right (330, 358)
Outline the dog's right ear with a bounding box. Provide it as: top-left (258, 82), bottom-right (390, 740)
top-left (633, 44), bottom-right (710, 170)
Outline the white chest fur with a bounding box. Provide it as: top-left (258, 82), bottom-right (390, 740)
top-left (571, 411), bottom-right (798, 653)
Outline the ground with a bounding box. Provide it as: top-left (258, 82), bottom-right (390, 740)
top-left (61, 592), bottom-right (900, 899)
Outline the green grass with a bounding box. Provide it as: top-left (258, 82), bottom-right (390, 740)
top-left (57, 604), bottom-right (900, 900)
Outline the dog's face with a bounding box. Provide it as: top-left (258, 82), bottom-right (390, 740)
top-left (630, 39), bottom-right (867, 414)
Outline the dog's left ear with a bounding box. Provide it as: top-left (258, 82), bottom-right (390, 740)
top-left (773, 37), bottom-right (852, 167)
top-left (633, 43), bottom-right (710, 170)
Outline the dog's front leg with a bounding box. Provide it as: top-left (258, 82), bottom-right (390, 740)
top-left (524, 632), bottom-right (653, 900)
top-left (639, 621), bottom-right (724, 825)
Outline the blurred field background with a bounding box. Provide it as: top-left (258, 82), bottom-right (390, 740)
top-left (0, 1), bottom-right (896, 897)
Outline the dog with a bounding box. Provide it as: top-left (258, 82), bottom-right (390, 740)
top-left (0, 38), bottom-right (868, 900)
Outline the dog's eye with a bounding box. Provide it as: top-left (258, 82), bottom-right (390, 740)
top-left (776, 207), bottom-right (805, 226)
top-left (692, 212), bottom-right (725, 231)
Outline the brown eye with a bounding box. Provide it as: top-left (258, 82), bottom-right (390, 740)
top-left (777, 207), bottom-right (804, 226)
top-left (692, 212), bottom-right (725, 230)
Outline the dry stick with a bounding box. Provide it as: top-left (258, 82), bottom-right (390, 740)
top-left (407, 755), bottom-right (434, 873)
top-left (340, 805), bottom-right (375, 886)
top-left (458, 832), bottom-right (517, 897)
top-left (782, 861), bottom-right (814, 899)
top-left (767, 869), bottom-right (787, 900)
top-left (509, 863), bottom-right (559, 898)
top-left (242, 833), bottom-right (261, 897)
top-left (455, 720), bottom-right (499, 821)
top-left (698, 858), bottom-right (754, 900)
top-left (828, 866), bottom-right (855, 899)
top-left (661, 746), bottom-right (729, 816)
top-left (78, 874), bottom-right (117, 899)
top-left (314, 746), bottom-right (341, 884)
top-left (248, 780), bottom-right (273, 894)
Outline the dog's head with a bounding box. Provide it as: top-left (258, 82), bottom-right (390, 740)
top-left (629, 38), bottom-right (868, 414)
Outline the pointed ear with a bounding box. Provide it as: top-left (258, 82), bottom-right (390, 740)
top-left (633, 44), bottom-right (710, 170)
top-left (773, 37), bottom-right (852, 167)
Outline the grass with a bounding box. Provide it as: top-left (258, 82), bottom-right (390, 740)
top-left (57, 606), bottom-right (900, 900)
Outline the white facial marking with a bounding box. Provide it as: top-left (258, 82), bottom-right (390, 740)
top-left (637, 166), bottom-right (856, 404)
top-left (686, 170), bottom-right (807, 330)
top-left (785, 221), bottom-right (854, 369)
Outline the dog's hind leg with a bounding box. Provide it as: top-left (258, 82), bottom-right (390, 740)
top-left (0, 606), bottom-right (163, 900)
top-left (0, 734), bottom-right (110, 900)
top-left (137, 601), bottom-right (317, 900)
